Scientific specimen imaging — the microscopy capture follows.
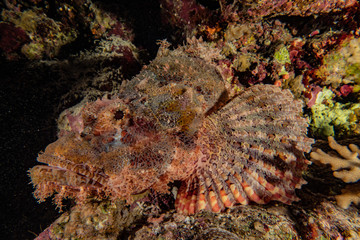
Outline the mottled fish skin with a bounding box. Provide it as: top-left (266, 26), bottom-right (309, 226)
top-left (29, 41), bottom-right (313, 214)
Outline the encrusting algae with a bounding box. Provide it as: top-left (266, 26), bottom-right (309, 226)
top-left (29, 40), bottom-right (314, 215)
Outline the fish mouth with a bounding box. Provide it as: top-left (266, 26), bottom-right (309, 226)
top-left (29, 164), bottom-right (107, 188)
top-left (29, 153), bottom-right (109, 205)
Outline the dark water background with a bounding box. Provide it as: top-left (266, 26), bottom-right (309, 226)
top-left (0, 60), bottom-right (67, 239)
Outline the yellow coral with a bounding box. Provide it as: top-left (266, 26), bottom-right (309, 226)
top-left (310, 136), bottom-right (360, 183)
top-left (335, 184), bottom-right (360, 209)
top-left (311, 137), bottom-right (360, 208)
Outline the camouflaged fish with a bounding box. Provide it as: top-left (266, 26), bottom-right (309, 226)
top-left (29, 41), bottom-right (313, 215)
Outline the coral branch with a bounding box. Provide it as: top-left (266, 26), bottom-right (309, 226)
top-left (310, 136), bottom-right (360, 183)
top-left (335, 184), bottom-right (360, 209)
top-left (311, 136), bottom-right (360, 208)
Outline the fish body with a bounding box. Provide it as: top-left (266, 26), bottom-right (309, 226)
top-left (29, 42), bottom-right (313, 214)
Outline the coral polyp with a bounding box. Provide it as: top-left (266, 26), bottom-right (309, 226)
top-left (29, 41), bottom-right (313, 214)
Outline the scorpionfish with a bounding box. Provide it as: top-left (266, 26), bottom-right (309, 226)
top-left (29, 41), bottom-right (313, 215)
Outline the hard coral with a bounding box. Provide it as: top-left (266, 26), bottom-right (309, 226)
top-left (311, 136), bottom-right (360, 208)
top-left (335, 184), bottom-right (360, 209)
top-left (311, 136), bottom-right (360, 183)
top-left (29, 40), bottom-right (313, 215)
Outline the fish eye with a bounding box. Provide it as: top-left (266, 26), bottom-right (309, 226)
top-left (114, 110), bottom-right (124, 120)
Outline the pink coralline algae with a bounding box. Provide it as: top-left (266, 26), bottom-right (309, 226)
top-left (29, 41), bottom-right (313, 215)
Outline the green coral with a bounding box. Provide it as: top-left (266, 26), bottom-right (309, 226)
top-left (274, 45), bottom-right (291, 65)
top-left (310, 87), bottom-right (360, 137)
top-left (274, 45), bottom-right (291, 76)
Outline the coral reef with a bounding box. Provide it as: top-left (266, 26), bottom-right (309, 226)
top-left (314, 37), bottom-right (360, 89)
top-left (309, 87), bottom-right (360, 137)
top-left (1, 7), bottom-right (77, 59)
top-left (245, 0), bottom-right (357, 18)
top-left (292, 196), bottom-right (360, 239)
top-left (311, 136), bottom-right (360, 208)
top-left (158, 0), bottom-right (360, 97)
top-left (29, 40), bottom-right (313, 216)
top-left (0, 0), bottom-right (135, 60)
top-left (36, 196), bottom-right (360, 239)
top-left (159, 0), bottom-right (211, 39)
top-left (35, 200), bottom-right (145, 240)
